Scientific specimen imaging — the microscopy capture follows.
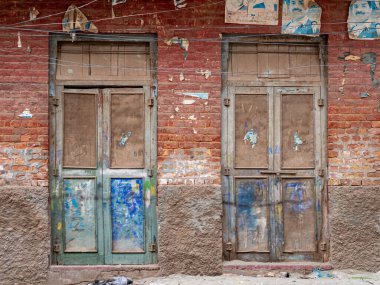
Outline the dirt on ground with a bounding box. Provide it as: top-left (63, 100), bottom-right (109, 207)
top-left (136, 270), bottom-right (380, 285)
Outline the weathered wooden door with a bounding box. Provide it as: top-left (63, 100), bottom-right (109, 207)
top-left (51, 87), bottom-right (157, 265)
top-left (223, 86), bottom-right (325, 261)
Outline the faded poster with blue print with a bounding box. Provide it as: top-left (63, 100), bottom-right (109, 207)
top-left (282, 0), bottom-right (322, 36)
top-left (348, 0), bottom-right (380, 40)
top-left (225, 0), bottom-right (279, 25)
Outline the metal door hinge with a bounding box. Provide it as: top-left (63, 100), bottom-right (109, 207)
top-left (147, 169), bottom-right (154, 177)
top-left (147, 98), bottom-right (154, 107)
top-left (53, 243), bottom-right (61, 253)
top-left (223, 167), bottom-right (230, 176)
top-left (318, 99), bottom-right (324, 107)
top-left (52, 98), bottom-right (59, 107)
top-left (224, 98), bottom-right (231, 107)
top-left (318, 169), bottom-right (325, 177)
top-left (225, 241), bottom-right (233, 252)
top-left (53, 168), bottom-right (58, 177)
top-left (148, 243), bottom-right (157, 252)
top-left (320, 242), bottom-right (327, 251)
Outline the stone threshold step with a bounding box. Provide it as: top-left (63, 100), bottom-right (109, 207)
top-left (50, 264), bottom-right (160, 272)
top-left (224, 261), bottom-right (333, 274)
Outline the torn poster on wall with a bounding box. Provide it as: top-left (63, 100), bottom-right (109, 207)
top-left (62, 5), bottom-right (98, 33)
top-left (174, 0), bottom-right (187, 9)
top-left (282, 0), bottom-right (321, 36)
top-left (225, 0), bottom-right (279, 25)
top-left (348, 0), bottom-right (380, 40)
top-left (112, 0), bottom-right (127, 5)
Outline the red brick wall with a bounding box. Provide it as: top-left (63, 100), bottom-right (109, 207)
top-left (0, 0), bottom-right (378, 187)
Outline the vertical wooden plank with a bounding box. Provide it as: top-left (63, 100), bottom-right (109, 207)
top-left (111, 45), bottom-right (119, 76)
top-left (278, 45), bottom-right (290, 78)
top-left (228, 86), bottom-right (236, 260)
top-left (58, 43), bottom-right (85, 79)
top-left (258, 50), bottom-right (269, 77)
top-left (267, 45), bottom-right (279, 77)
top-left (90, 44), bottom-right (112, 76)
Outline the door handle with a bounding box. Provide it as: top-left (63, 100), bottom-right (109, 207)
top-left (260, 171), bottom-right (297, 175)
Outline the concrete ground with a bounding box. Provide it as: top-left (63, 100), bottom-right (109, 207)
top-left (136, 271), bottom-right (380, 285)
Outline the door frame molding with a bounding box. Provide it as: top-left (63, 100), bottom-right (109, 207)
top-left (48, 34), bottom-right (158, 265)
top-left (221, 34), bottom-right (329, 262)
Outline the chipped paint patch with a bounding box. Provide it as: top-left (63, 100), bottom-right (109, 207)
top-left (29, 7), bottom-right (39, 20)
top-left (179, 73), bottom-right (185, 81)
top-left (165, 37), bottom-right (189, 59)
top-left (119, 131), bottom-right (132, 147)
top-left (18, 108), bottom-right (33, 118)
top-left (345, 55), bottom-right (361, 61)
top-left (180, 92), bottom-right (209, 100)
top-left (188, 115), bottom-right (196, 120)
top-left (182, 99), bottom-right (196, 105)
top-left (174, 0), bottom-right (187, 9)
top-left (196, 69), bottom-right (212, 79)
top-left (293, 131), bottom-right (303, 151)
top-left (360, 92), bottom-right (370, 98)
top-left (111, 178), bottom-right (144, 252)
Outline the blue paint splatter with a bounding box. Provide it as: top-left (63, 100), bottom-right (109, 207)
top-left (237, 180), bottom-right (266, 230)
top-left (285, 182), bottom-right (312, 213)
top-left (63, 179), bottom-right (96, 251)
top-left (111, 178), bottom-right (144, 252)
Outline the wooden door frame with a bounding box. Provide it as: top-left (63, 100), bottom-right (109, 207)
top-left (49, 34), bottom-right (158, 265)
top-left (221, 34), bottom-right (329, 262)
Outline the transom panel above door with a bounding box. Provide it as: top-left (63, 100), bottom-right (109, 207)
top-left (51, 87), bottom-right (157, 265)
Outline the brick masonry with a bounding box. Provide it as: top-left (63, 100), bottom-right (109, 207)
top-left (0, 0), bottom-right (378, 283)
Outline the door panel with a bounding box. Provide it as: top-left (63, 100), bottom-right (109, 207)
top-left (235, 94), bottom-right (269, 169)
top-left (235, 178), bottom-right (269, 253)
top-left (63, 177), bottom-right (97, 252)
top-left (111, 178), bottom-right (145, 253)
top-left (281, 93), bottom-right (315, 169)
top-left (63, 93), bottom-right (97, 168)
top-left (282, 178), bottom-right (316, 253)
top-left (110, 93), bottom-right (145, 168)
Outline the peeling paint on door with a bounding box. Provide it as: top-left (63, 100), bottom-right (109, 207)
top-left (63, 178), bottom-right (97, 252)
top-left (111, 178), bottom-right (144, 253)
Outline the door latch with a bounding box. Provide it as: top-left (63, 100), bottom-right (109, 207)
top-left (53, 243), bottom-right (61, 253)
top-left (225, 241), bottom-right (233, 252)
top-left (149, 243), bottom-right (157, 252)
top-left (224, 98), bottom-right (231, 107)
top-left (147, 98), bottom-right (154, 107)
